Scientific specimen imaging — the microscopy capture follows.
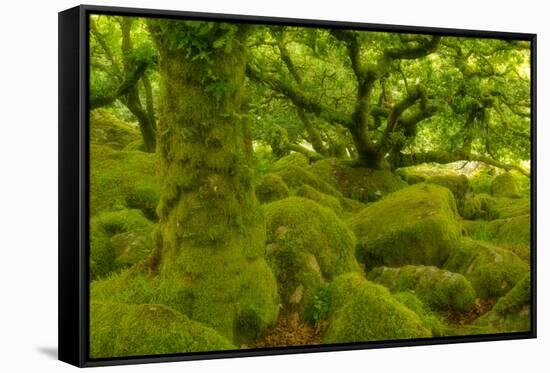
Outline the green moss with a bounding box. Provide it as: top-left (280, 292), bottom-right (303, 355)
top-left (276, 165), bottom-right (342, 198)
top-left (474, 272), bottom-right (531, 332)
top-left (91, 241), bottom-right (280, 346)
top-left (323, 273), bottom-right (432, 343)
top-left (368, 265), bottom-right (476, 312)
top-left (493, 197), bottom-right (530, 219)
top-left (294, 184), bottom-right (343, 216)
top-left (444, 239), bottom-right (529, 299)
top-left (395, 168), bottom-right (427, 185)
top-left (311, 158), bottom-right (406, 202)
top-left (461, 214), bottom-right (530, 262)
top-left (255, 173), bottom-right (290, 204)
top-left (90, 109), bottom-right (141, 150)
top-left (494, 214), bottom-right (531, 261)
top-left (270, 152), bottom-right (310, 172)
top-left (491, 172), bottom-right (520, 198)
top-left (90, 145), bottom-right (159, 218)
top-left (348, 183), bottom-right (461, 269)
top-left (90, 302), bottom-right (234, 358)
top-left (89, 209), bottom-right (155, 279)
top-left (262, 197), bottom-right (359, 319)
top-left (392, 291), bottom-right (445, 336)
top-left (426, 174), bottom-right (472, 216)
top-left (461, 193), bottom-right (500, 220)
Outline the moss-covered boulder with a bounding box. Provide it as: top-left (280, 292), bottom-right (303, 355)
top-left (474, 272), bottom-right (531, 332)
top-left (392, 291), bottom-right (445, 336)
top-left (368, 265), bottom-right (476, 312)
top-left (263, 197), bottom-right (360, 319)
top-left (425, 174), bottom-right (472, 216)
top-left (323, 273), bottom-right (432, 343)
top-left (90, 302), bottom-right (234, 358)
top-left (270, 152), bottom-right (310, 172)
top-left (90, 109), bottom-right (141, 150)
top-left (461, 214), bottom-right (530, 262)
top-left (276, 165), bottom-right (342, 197)
top-left (395, 168), bottom-right (427, 185)
top-left (90, 146), bottom-right (159, 219)
top-left (295, 184), bottom-right (343, 216)
top-left (491, 172), bottom-right (520, 198)
top-left (444, 239), bottom-right (529, 299)
top-left (461, 193), bottom-right (500, 220)
top-left (311, 158), bottom-right (406, 202)
top-left (255, 173), bottom-right (290, 204)
top-left (90, 209), bottom-right (155, 279)
top-left (494, 214), bottom-right (531, 261)
top-left (348, 183), bottom-right (461, 269)
top-left (494, 197), bottom-right (530, 219)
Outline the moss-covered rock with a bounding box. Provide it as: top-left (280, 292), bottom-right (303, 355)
top-left (392, 291), bottom-right (445, 336)
top-left (323, 273), bottom-right (432, 343)
top-left (255, 173), bottom-right (290, 204)
top-left (90, 302), bottom-right (234, 358)
top-left (395, 169), bottom-right (427, 185)
top-left (461, 193), bottom-right (500, 220)
top-left (295, 184), bottom-right (343, 216)
top-left (348, 183), bottom-right (461, 269)
top-left (461, 214), bottom-right (530, 262)
top-left (368, 265), bottom-right (476, 312)
top-left (90, 145), bottom-right (159, 219)
top-left (426, 174), bottom-right (472, 216)
top-left (276, 165), bottom-right (342, 197)
top-left (494, 214), bottom-right (531, 261)
top-left (494, 197), bottom-right (530, 219)
top-left (491, 172), bottom-right (520, 198)
top-left (90, 209), bottom-right (155, 279)
top-left (270, 152), bottom-right (310, 172)
top-left (444, 239), bottom-right (529, 299)
top-left (474, 273), bottom-right (531, 332)
top-left (263, 197), bottom-right (360, 319)
top-left (90, 109), bottom-right (141, 150)
top-left (311, 158), bottom-right (406, 202)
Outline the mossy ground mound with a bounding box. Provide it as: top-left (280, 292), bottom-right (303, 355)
top-left (90, 302), bottom-right (234, 358)
top-left (444, 239), bottom-right (528, 299)
top-left (90, 209), bottom-right (155, 279)
top-left (92, 245), bottom-right (280, 346)
top-left (368, 265), bottom-right (476, 312)
top-left (323, 273), bottom-right (432, 343)
top-left (294, 184), bottom-right (343, 216)
top-left (474, 272), bottom-right (531, 332)
top-left (255, 173), bottom-right (290, 204)
top-left (490, 172), bottom-right (520, 198)
top-left (311, 158), bottom-right (406, 202)
top-left (348, 183), bottom-right (460, 269)
top-left (90, 145), bottom-right (159, 219)
top-left (263, 197), bottom-right (360, 319)
top-left (90, 109), bottom-right (141, 150)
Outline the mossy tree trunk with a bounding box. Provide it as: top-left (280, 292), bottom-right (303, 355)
top-left (148, 20), bottom-right (279, 344)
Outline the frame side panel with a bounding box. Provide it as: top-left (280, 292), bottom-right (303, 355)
top-left (58, 6), bottom-right (84, 367)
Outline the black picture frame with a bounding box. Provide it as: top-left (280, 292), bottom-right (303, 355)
top-left (59, 4), bottom-right (537, 368)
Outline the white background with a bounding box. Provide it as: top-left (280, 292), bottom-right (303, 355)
top-left (0, 0), bottom-right (547, 371)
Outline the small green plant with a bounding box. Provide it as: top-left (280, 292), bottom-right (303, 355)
top-left (311, 286), bottom-right (331, 323)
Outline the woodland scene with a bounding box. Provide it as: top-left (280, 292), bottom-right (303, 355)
top-left (88, 14), bottom-right (532, 357)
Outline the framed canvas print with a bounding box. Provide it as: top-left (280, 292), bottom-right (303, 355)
top-left (58, 5), bottom-right (537, 367)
